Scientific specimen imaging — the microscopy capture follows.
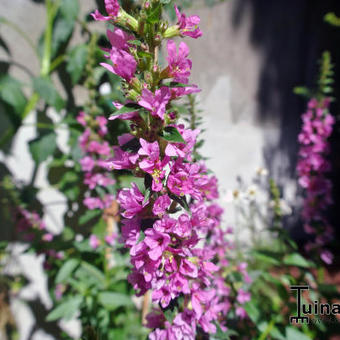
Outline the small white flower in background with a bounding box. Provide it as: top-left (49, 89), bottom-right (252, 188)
top-left (255, 167), bottom-right (268, 177)
top-left (246, 185), bottom-right (258, 200)
top-left (99, 82), bottom-right (112, 96)
top-left (269, 199), bottom-right (292, 216)
top-left (75, 234), bottom-right (84, 242)
top-left (65, 159), bottom-right (75, 168)
top-left (279, 199), bottom-right (292, 215)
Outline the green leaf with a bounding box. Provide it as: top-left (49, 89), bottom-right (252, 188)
top-left (283, 253), bottom-right (314, 268)
top-left (29, 132), bottom-right (57, 164)
top-left (109, 103), bottom-right (140, 119)
top-left (80, 262), bottom-right (106, 286)
top-left (0, 75), bottom-right (27, 120)
top-left (46, 296), bottom-right (82, 321)
top-left (128, 40), bottom-right (142, 46)
top-left (160, 126), bottom-right (185, 143)
top-left (163, 81), bottom-right (189, 88)
top-left (98, 292), bottom-right (133, 310)
top-left (52, 21), bottom-right (74, 58)
top-left (161, 0), bottom-right (171, 4)
top-left (143, 187), bottom-right (151, 205)
top-left (318, 283), bottom-right (340, 298)
top-left (66, 44), bottom-right (88, 84)
top-left (33, 77), bottom-right (64, 111)
top-left (293, 86), bottom-right (311, 98)
top-left (251, 249), bottom-right (281, 266)
top-left (244, 301), bottom-right (260, 323)
top-left (60, 0), bottom-right (79, 23)
top-left (56, 259), bottom-right (79, 284)
top-left (285, 327), bottom-right (312, 340)
top-left (147, 3), bottom-right (162, 24)
top-left (79, 209), bottom-right (101, 225)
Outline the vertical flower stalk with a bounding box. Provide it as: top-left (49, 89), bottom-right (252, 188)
top-left (91, 1), bottom-right (250, 337)
top-left (297, 97), bottom-right (335, 264)
top-left (77, 32), bottom-right (118, 251)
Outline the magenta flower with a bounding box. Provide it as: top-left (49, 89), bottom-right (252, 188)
top-left (235, 306), bottom-right (247, 319)
top-left (80, 156), bottom-right (96, 172)
top-left (83, 195), bottom-right (114, 210)
top-left (106, 28), bottom-right (134, 51)
top-left (172, 214), bottom-right (192, 238)
top-left (121, 218), bottom-right (141, 248)
top-left (191, 287), bottom-right (216, 319)
top-left (152, 195), bottom-right (171, 216)
top-left (138, 87), bottom-right (171, 120)
top-left (153, 215), bottom-right (177, 234)
top-left (95, 116), bottom-right (108, 136)
top-left (179, 259), bottom-right (198, 278)
top-left (107, 146), bottom-right (139, 170)
top-left (79, 128), bottom-right (91, 152)
top-left (101, 48), bottom-right (136, 82)
top-left (84, 173), bottom-right (115, 190)
top-left (236, 289), bottom-right (251, 304)
top-left (170, 84), bottom-right (201, 99)
top-left (105, 233), bottom-right (117, 246)
top-left (83, 197), bottom-right (103, 210)
top-left (77, 111), bottom-right (87, 126)
top-left (165, 125), bottom-right (200, 160)
top-left (87, 141), bottom-right (111, 156)
top-left (175, 5), bottom-right (202, 39)
top-left (91, 0), bottom-right (120, 22)
top-left (117, 183), bottom-right (148, 218)
top-left (297, 98), bottom-right (335, 263)
top-left (152, 286), bottom-right (173, 308)
top-left (320, 249), bottom-right (334, 265)
top-left (138, 139), bottom-right (169, 191)
top-left (144, 228), bottom-right (171, 261)
top-left (89, 234), bottom-right (100, 249)
top-left (166, 40), bottom-right (192, 84)
top-left (42, 233), bottom-right (54, 242)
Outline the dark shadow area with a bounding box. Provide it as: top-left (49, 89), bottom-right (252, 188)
top-left (26, 299), bottom-right (63, 339)
top-left (231, 0), bottom-right (340, 241)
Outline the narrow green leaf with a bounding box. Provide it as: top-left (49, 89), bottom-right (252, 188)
top-left (283, 253), bottom-right (314, 268)
top-left (80, 262), bottom-right (106, 286)
top-left (28, 132), bottom-right (57, 164)
top-left (128, 40), bottom-right (142, 46)
top-left (285, 327), bottom-right (312, 340)
top-left (56, 259), bottom-right (79, 284)
top-left (66, 44), bottom-right (88, 84)
top-left (0, 75), bottom-right (27, 120)
top-left (252, 249), bottom-right (281, 266)
top-left (98, 292), bottom-right (133, 310)
top-left (60, 0), bottom-right (79, 23)
top-left (33, 77), bottom-right (64, 111)
top-left (147, 3), bottom-right (162, 24)
top-left (79, 209), bottom-right (101, 225)
top-left (161, 126), bottom-right (185, 143)
top-left (46, 296), bottom-right (82, 321)
top-left (163, 81), bottom-right (189, 88)
top-left (109, 103), bottom-right (140, 119)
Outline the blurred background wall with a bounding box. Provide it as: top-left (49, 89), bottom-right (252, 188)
top-left (1, 0), bottom-right (340, 338)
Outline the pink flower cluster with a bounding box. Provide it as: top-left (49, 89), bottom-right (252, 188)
top-left (297, 98), bottom-right (335, 264)
top-left (15, 208), bottom-right (63, 270)
top-left (17, 207), bottom-right (50, 242)
top-left (92, 2), bottom-right (250, 338)
top-left (77, 111), bottom-right (116, 211)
